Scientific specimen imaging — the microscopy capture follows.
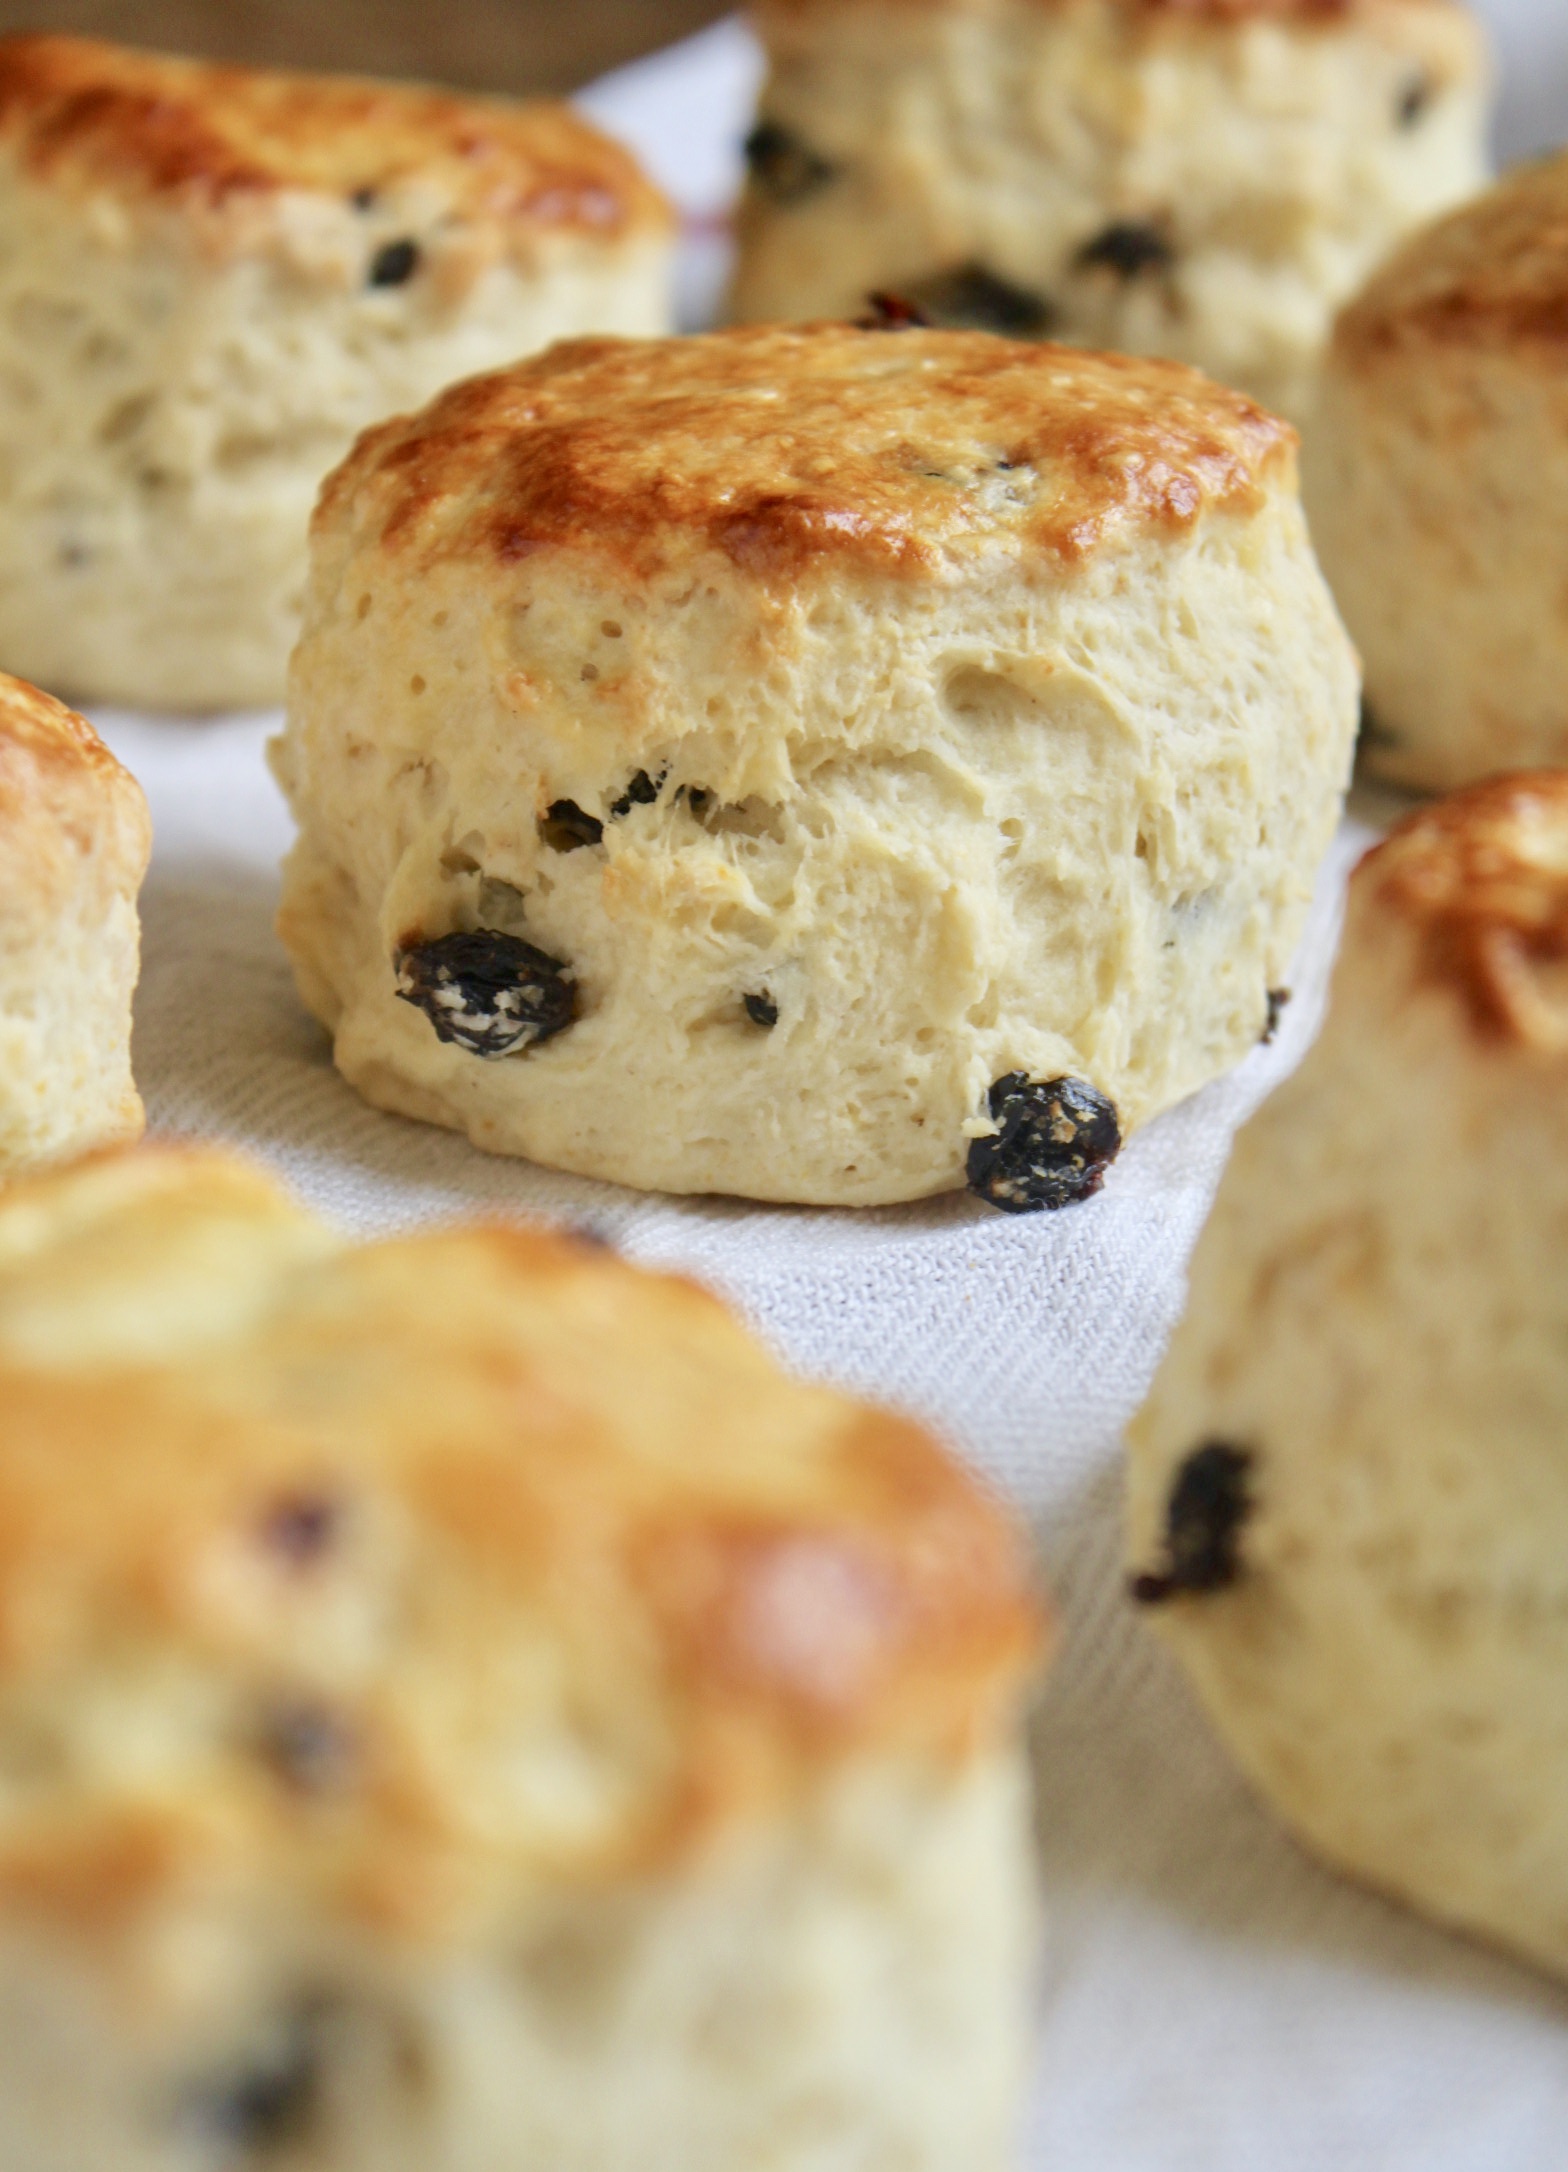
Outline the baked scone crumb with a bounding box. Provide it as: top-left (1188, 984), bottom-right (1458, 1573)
top-left (276, 322), bottom-right (1359, 1207)
top-left (0, 670), bottom-right (149, 1175)
top-left (1128, 769), bottom-right (1568, 1980)
top-left (0, 1143), bottom-right (1047, 2169)
top-left (0, 33), bottom-right (675, 711)
top-left (1307, 154), bottom-right (1568, 788)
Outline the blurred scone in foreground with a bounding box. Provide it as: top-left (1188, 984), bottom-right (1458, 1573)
top-left (730, 0), bottom-right (1491, 422)
top-left (1128, 773), bottom-right (1568, 1979)
top-left (1308, 151), bottom-right (1568, 792)
top-left (0, 35), bottom-right (674, 714)
top-left (273, 323), bottom-right (1359, 1211)
top-left (0, 1144), bottom-right (1044, 2172)
top-left (0, 672), bottom-right (148, 1175)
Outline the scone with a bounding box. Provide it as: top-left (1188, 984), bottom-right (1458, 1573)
top-left (1128, 772), bottom-right (1568, 1979)
top-left (272, 323), bottom-right (1360, 1209)
top-left (0, 1143), bottom-right (1044, 2172)
top-left (1307, 151), bottom-right (1568, 792)
top-left (0, 671), bottom-right (149, 1175)
top-left (730, 0), bottom-right (1492, 422)
top-left (0, 35), bottom-right (674, 713)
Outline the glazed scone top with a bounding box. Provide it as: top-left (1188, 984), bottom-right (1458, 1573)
top-left (320, 324), bottom-right (1295, 585)
top-left (1336, 151), bottom-right (1568, 359)
top-left (1357, 772), bottom-right (1568, 1047)
top-left (0, 1148), bottom-right (1043, 1942)
top-left (0, 670), bottom-right (150, 901)
top-left (0, 33), bottom-right (672, 245)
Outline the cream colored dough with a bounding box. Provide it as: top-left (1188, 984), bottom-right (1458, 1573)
top-left (273, 325), bottom-right (1360, 1208)
top-left (0, 1141), bottom-right (1045, 2169)
top-left (1307, 146), bottom-right (1568, 791)
top-left (1128, 773), bottom-right (1568, 1980)
top-left (0, 35), bottom-right (674, 712)
top-left (730, 0), bottom-right (1491, 423)
top-left (0, 670), bottom-right (149, 1175)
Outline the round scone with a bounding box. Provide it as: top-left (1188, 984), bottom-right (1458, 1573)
top-left (0, 34), bottom-right (674, 713)
top-left (1307, 150), bottom-right (1568, 792)
top-left (1128, 773), bottom-right (1568, 1978)
top-left (0, 671), bottom-right (150, 1175)
top-left (0, 1143), bottom-right (1044, 2172)
top-left (729, 0), bottom-right (1492, 423)
top-left (273, 323), bottom-right (1360, 1209)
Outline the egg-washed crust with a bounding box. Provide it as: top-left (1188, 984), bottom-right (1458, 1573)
top-left (1336, 153), bottom-right (1568, 359)
top-left (0, 670), bottom-right (149, 886)
top-left (320, 324), bottom-right (1295, 587)
top-left (1359, 772), bottom-right (1568, 1048)
top-left (0, 1146), bottom-right (1044, 1940)
top-left (0, 34), bottom-right (672, 239)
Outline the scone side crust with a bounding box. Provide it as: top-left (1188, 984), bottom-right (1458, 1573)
top-left (1335, 154), bottom-right (1568, 359)
top-left (0, 1148), bottom-right (1045, 1927)
top-left (0, 33), bottom-right (672, 236)
top-left (1358, 771), bottom-right (1568, 1045)
top-left (320, 325), bottom-right (1296, 581)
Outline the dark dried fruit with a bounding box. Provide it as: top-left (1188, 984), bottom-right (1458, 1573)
top-left (1131, 1443), bottom-right (1254, 1605)
top-left (744, 119), bottom-right (838, 204)
top-left (858, 290), bottom-right (932, 330)
top-left (966, 1074), bottom-right (1121, 1214)
top-left (540, 799), bottom-right (604, 851)
top-left (186, 2009), bottom-right (321, 2151)
top-left (1398, 73), bottom-right (1432, 128)
top-left (1076, 220), bottom-right (1175, 279)
top-left (368, 236), bottom-right (420, 287)
top-left (901, 263), bottom-right (1056, 338)
top-left (1261, 988), bottom-right (1290, 1045)
top-left (394, 929), bottom-right (576, 1057)
top-left (744, 991), bottom-right (779, 1028)
top-left (258, 1701), bottom-right (356, 1794)
top-left (259, 1494), bottom-right (339, 1567)
top-left (610, 768), bottom-right (663, 818)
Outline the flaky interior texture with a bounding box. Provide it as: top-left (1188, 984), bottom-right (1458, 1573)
top-left (731, 0), bottom-right (1490, 420)
top-left (276, 482), bottom-right (1357, 1205)
top-left (1127, 788), bottom-right (1568, 1978)
top-left (0, 175), bottom-right (670, 711)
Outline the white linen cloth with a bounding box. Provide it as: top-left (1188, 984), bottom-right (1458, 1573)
top-left (91, 8), bottom-right (1568, 2159)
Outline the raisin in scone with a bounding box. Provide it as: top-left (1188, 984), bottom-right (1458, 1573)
top-left (729, 0), bottom-right (1491, 423)
top-left (0, 1143), bottom-right (1045, 2172)
top-left (0, 35), bottom-right (674, 713)
top-left (0, 671), bottom-right (149, 1175)
top-left (1128, 773), bottom-right (1568, 1978)
top-left (1307, 150), bottom-right (1568, 791)
top-left (272, 323), bottom-right (1359, 1209)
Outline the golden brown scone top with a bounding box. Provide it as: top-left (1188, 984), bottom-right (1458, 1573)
top-left (0, 670), bottom-right (150, 898)
top-left (0, 34), bottom-right (671, 240)
top-left (1336, 151), bottom-right (1568, 359)
top-left (320, 324), bottom-right (1295, 587)
top-left (0, 1147), bottom-right (1044, 1943)
top-left (1358, 772), bottom-right (1568, 1048)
